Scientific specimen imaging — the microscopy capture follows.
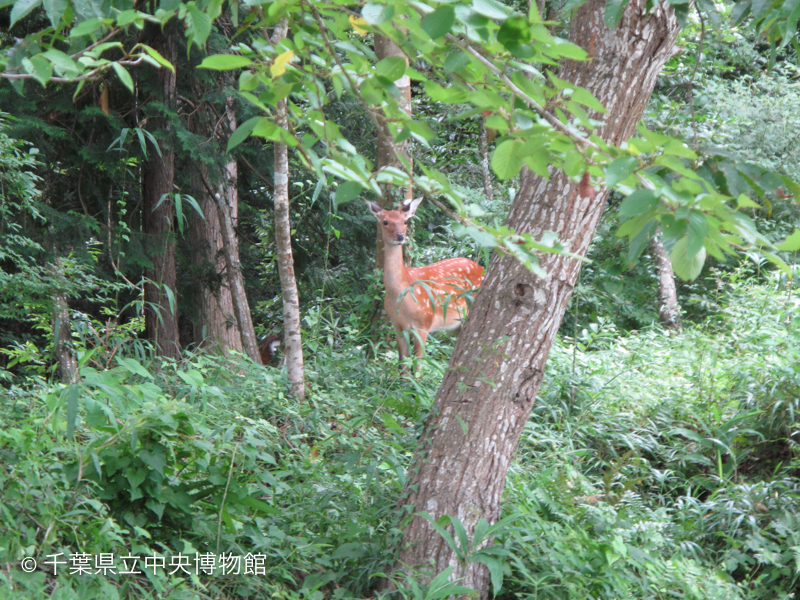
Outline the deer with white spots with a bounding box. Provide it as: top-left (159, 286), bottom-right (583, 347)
top-left (367, 197), bottom-right (485, 373)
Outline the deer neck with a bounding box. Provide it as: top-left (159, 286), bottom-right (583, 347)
top-left (382, 242), bottom-right (409, 298)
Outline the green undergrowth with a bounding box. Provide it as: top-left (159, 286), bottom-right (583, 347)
top-left (1, 271), bottom-right (799, 599)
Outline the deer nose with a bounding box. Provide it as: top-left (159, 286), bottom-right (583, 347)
top-left (396, 233), bottom-right (405, 242)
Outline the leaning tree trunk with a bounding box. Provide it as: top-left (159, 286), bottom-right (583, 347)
top-left (272, 22), bottom-right (305, 400)
top-left (142, 25), bottom-right (180, 360)
top-left (374, 34), bottom-right (413, 268)
top-left (218, 96), bottom-right (261, 361)
top-left (394, 0), bottom-right (679, 594)
top-left (650, 229), bottom-right (682, 329)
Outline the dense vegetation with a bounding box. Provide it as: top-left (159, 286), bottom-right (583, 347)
top-left (2, 0), bottom-right (800, 597)
top-left (2, 271), bottom-right (800, 599)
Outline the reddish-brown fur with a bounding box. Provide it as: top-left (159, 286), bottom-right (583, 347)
top-left (259, 334), bottom-right (281, 365)
top-left (367, 197), bottom-right (484, 372)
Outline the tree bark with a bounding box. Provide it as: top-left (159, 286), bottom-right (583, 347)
top-left (272, 22), bottom-right (305, 400)
top-left (478, 120), bottom-right (494, 202)
top-left (394, 0), bottom-right (679, 594)
top-left (651, 228), bottom-right (682, 330)
top-left (142, 26), bottom-right (180, 360)
top-left (188, 126), bottom-right (243, 354)
top-left (218, 96), bottom-right (261, 360)
top-left (48, 261), bottom-right (78, 383)
top-left (374, 34), bottom-right (413, 268)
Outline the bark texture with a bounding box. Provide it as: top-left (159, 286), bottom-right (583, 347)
top-left (188, 119), bottom-right (243, 354)
top-left (395, 1), bottom-right (679, 594)
top-left (650, 229), bottom-right (682, 329)
top-left (218, 97), bottom-right (261, 361)
top-left (374, 34), bottom-right (413, 268)
top-left (142, 26), bottom-right (180, 360)
top-left (478, 120), bottom-right (494, 202)
top-left (49, 262), bottom-right (78, 383)
top-left (272, 22), bottom-right (305, 400)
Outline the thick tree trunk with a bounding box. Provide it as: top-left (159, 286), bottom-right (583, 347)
top-left (395, 0), bottom-right (679, 594)
top-left (374, 34), bottom-right (413, 268)
top-left (651, 229), bottom-right (682, 329)
top-left (272, 23), bottom-right (305, 400)
top-left (142, 27), bottom-right (180, 360)
top-left (189, 147), bottom-right (243, 354)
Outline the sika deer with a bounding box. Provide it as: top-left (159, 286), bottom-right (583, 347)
top-left (367, 197), bottom-right (484, 372)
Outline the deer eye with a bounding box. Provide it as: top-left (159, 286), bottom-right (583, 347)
top-left (383, 220), bottom-right (388, 225)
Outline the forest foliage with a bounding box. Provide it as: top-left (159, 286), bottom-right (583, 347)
top-left (1, 0), bottom-right (800, 597)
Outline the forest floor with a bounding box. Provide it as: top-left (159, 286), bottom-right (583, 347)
top-left (1, 270), bottom-right (799, 599)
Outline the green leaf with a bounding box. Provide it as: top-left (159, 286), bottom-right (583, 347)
top-left (334, 181), bottom-right (362, 205)
top-left (552, 42), bottom-right (588, 61)
top-left (444, 50), bottom-right (470, 73)
top-left (177, 369), bottom-right (204, 386)
top-left (671, 236), bottom-right (706, 281)
top-left (571, 87), bottom-right (606, 112)
top-left (491, 140), bottom-right (524, 180)
top-left (375, 56), bottom-right (406, 81)
top-left (112, 63), bottom-right (134, 92)
top-left (10, 0), bottom-right (42, 28)
top-left (69, 18), bottom-right (107, 38)
top-left (472, 555), bottom-right (504, 594)
top-left (226, 116), bottom-right (260, 152)
top-left (421, 5), bottom-right (455, 39)
top-left (604, 0), bottom-right (629, 27)
top-left (186, 3), bottom-right (212, 47)
top-left (498, 16), bottom-right (531, 50)
top-left (471, 0), bottom-right (511, 19)
top-left (140, 45), bottom-right (175, 72)
top-left (626, 220), bottom-right (656, 264)
top-left (618, 188), bottom-right (657, 218)
top-left (777, 228), bottom-right (800, 252)
top-left (605, 155), bottom-right (637, 187)
top-left (42, 0), bottom-right (65, 26)
top-left (331, 542), bottom-right (368, 560)
top-left (117, 356), bottom-right (154, 379)
top-left (42, 49), bottom-right (80, 77)
top-left (23, 56), bottom-right (52, 86)
top-left (663, 139), bottom-right (697, 159)
top-left (66, 383), bottom-right (80, 439)
top-left (198, 54), bottom-right (252, 70)
top-left (116, 9), bottom-right (140, 26)
top-left (362, 3), bottom-right (394, 24)
top-left (239, 495), bottom-right (281, 514)
top-left (736, 193), bottom-right (760, 210)
top-left (139, 449), bottom-right (166, 476)
top-left (687, 211), bottom-right (709, 258)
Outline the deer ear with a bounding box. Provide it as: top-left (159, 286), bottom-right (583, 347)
top-left (402, 196), bottom-right (424, 218)
top-left (365, 200), bottom-right (383, 219)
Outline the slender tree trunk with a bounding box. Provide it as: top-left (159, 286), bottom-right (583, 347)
top-left (478, 120), bottom-right (493, 202)
top-left (374, 34), bottom-right (413, 268)
top-left (142, 26), bottom-right (180, 360)
top-left (272, 22), bottom-right (305, 400)
top-left (651, 228), bottom-right (682, 329)
top-left (394, 1), bottom-right (679, 594)
top-left (48, 261), bottom-right (78, 383)
top-left (218, 96), bottom-right (261, 359)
